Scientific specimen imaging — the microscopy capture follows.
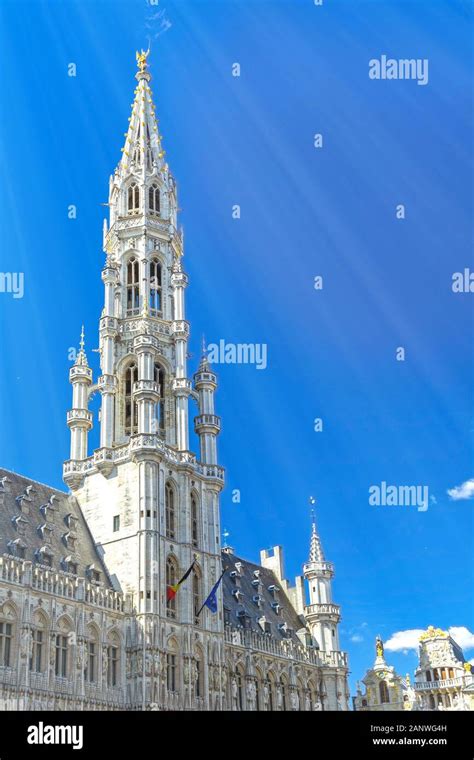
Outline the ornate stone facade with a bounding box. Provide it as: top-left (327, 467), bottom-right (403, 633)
top-left (0, 51), bottom-right (349, 711)
top-left (353, 629), bottom-right (474, 711)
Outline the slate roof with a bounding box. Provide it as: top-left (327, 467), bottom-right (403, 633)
top-left (0, 468), bottom-right (112, 587)
top-left (221, 549), bottom-right (307, 642)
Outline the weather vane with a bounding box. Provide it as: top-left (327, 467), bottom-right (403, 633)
top-left (309, 495), bottom-right (316, 521)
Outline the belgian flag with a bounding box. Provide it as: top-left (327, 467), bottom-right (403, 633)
top-left (166, 560), bottom-right (195, 602)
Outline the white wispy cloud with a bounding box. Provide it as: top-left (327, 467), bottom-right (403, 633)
top-left (447, 479), bottom-right (474, 501)
top-left (448, 627), bottom-right (474, 650)
top-left (384, 626), bottom-right (474, 653)
top-left (351, 634), bottom-right (363, 643)
top-left (384, 629), bottom-right (425, 652)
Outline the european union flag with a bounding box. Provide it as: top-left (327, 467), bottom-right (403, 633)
top-left (197, 570), bottom-right (225, 616)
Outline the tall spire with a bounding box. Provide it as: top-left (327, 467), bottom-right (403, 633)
top-left (117, 49), bottom-right (167, 182)
top-left (308, 497), bottom-right (324, 563)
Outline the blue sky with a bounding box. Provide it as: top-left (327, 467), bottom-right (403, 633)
top-left (0, 0), bottom-right (472, 694)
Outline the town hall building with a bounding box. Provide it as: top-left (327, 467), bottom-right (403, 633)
top-left (0, 51), bottom-right (349, 711)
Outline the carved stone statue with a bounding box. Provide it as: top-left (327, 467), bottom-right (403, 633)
top-left (304, 692), bottom-right (311, 711)
top-left (246, 680), bottom-right (256, 710)
top-left (231, 676), bottom-right (238, 708)
top-left (263, 681), bottom-right (270, 708)
top-left (276, 685), bottom-right (283, 710)
top-left (290, 690), bottom-right (299, 711)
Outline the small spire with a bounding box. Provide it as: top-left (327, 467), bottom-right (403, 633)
top-left (75, 325), bottom-right (89, 367)
top-left (198, 335), bottom-right (210, 371)
top-left (308, 496), bottom-right (324, 563)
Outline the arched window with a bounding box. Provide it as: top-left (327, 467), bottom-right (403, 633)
top-left (195, 652), bottom-right (203, 699)
top-left (236, 668), bottom-right (244, 710)
top-left (280, 676), bottom-right (287, 710)
top-left (30, 612), bottom-right (47, 673)
top-left (267, 674), bottom-right (275, 711)
top-left (191, 493), bottom-right (199, 548)
top-left (166, 556), bottom-right (178, 619)
top-left (55, 633), bottom-right (69, 678)
top-left (193, 567), bottom-right (201, 625)
top-left (132, 147), bottom-right (141, 167)
top-left (148, 184), bottom-right (160, 214)
top-left (86, 626), bottom-right (99, 683)
top-left (152, 363), bottom-right (165, 435)
top-left (166, 638), bottom-right (178, 692)
top-left (165, 482), bottom-right (175, 540)
top-left (255, 669), bottom-right (263, 711)
top-left (149, 258), bottom-right (162, 315)
top-left (124, 363), bottom-right (138, 436)
top-left (107, 632), bottom-right (120, 687)
top-left (379, 680), bottom-right (390, 704)
top-left (0, 620), bottom-right (13, 667)
top-left (127, 183), bottom-right (140, 214)
top-left (146, 149), bottom-right (153, 172)
top-left (126, 257), bottom-right (140, 316)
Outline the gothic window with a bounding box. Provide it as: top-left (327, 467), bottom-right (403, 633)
top-left (236, 668), bottom-right (244, 710)
top-left (166, 555), bottom-right (178, 619)
top-left (146, 149), bottom-right (153, 171)
top-left (191, 493), bottom-right (199, 548)
top-left (429, 694), bottom-right (435, 709)
top-left (55, 634), bottom-right (68, 677)
top-left (166, 653), bottom-right (177, 692)
top-left (379, 680), bottom-right (390, 704)
top-left (127, 183), bottom-right (140, 214)
top-left (195, 652), bottom-right (203, 699)
top-left (86, 641), bottom-right (96, 683)
top-left (165, 482), bottom-right (175, 540)
top-left (166, 638), bottom-right (178, 692)
top-left (148, 184), bottom-right (160, 215)
top-left (107, 645), bottom-right (119, 687)
top-left (0, 622), bottom-right (13, 666)
top-left (30, 628), bottom-right (44, 673)
top-left (149, 258), bottom-right (162, 314)
top-left (280, 676), bottom-right (287, 710)
top-left (193, 567), bottom-right (201, 625)
top-left (153, 363), bottom-right (165, 434)
top-left (255, 669), bottom-right (263, 711)
top-left (124, 363), bottom-right (138, 436)
top-left (426, 670), bottom-right (431, 682)
top-left (126, 257), bottom-right (140, 316)
top-left (132, 146), bottom-right (141, 167)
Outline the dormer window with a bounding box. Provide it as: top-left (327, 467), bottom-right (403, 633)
top-left (87, 566), bottom-right (101, 584)
top-left (230, 570), bottom-right (241, 587)
top-left (258, 616), bottom-right (271, 634)
top-left (252, 594), bottom-right (263, 608)
top-left (38, 524), bottom-right (54, 544)
top-left (12, 515), bottom-right (28, 536)
top-left (127, 183), bottom-right (140, 214)
top-left (271, 602), bottom-right (281, 615)
top-left (148, 184), bottom-right (160, 215)
top-left (8, 539), bottom-right (26, 559)
top-left (232, 588), bottom-right (242, 602)
top-left (63, 532), bottom-right (77, 551)
top-left (40, 500), bottom-right (57, 524)
top-left (63, 557), bottom-right (78, 575)
top-left (278, 622), bottom-right (288, 636)
top-left (36, 547), bottom-right (53, 568)
top-left (65, 513), bottom-right (79, 530)
top-left (237, 610), bottom-right (251, 629)
top-left (268, 584), bottom-right (280, 598)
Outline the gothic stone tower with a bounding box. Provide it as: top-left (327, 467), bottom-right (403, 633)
top-left (63, 51), bottom-right (225, 709)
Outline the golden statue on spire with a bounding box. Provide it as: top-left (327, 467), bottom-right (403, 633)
top-left (136, 48), bottom-right (150, 73)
